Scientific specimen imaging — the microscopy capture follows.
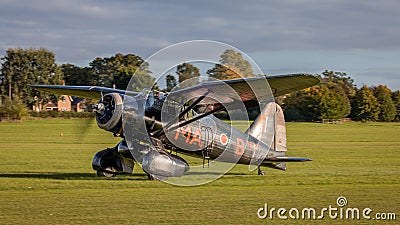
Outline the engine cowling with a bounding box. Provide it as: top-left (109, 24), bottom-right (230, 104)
top-left (142, 150), bottom-right (190, 177)
top-left (96, 93), bottom-right (123, 134)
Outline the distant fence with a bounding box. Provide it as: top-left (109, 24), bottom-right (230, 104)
top-left (322, 118), bottom-right (352, 124)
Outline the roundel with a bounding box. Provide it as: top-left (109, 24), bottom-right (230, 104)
top-left (220, 133), bottom-right (228, 145)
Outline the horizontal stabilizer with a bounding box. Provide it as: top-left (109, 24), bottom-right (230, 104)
top-left (266, 157), bottom-right (312, 162)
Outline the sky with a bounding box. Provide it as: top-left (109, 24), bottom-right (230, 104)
top-left (1, 0), bottom-right (399, 90)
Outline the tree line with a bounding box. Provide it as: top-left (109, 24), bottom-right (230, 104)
top-left (0, 47), bottom-right (399, 122)
top-left (0, 48), bottom-right (154, 112)
top-left (282, 70), bottom-right (400, 122)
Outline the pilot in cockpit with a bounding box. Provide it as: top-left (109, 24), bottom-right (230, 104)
top-left (154, 91), bottom-right (160, 99)
top-left (146, 90), bottom-right (165, 112)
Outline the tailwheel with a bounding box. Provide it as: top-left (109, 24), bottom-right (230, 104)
top-left (258, 166), bottom-right (266, 176)
top-left (97, 166), bottom-right (117, 178)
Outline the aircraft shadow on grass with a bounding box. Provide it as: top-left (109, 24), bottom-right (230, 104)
top-left (0, 171), bottom-right (252, 180)
top-left (0, 172), bottom-right (149, 180)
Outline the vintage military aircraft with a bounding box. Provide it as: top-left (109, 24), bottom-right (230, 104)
top-left (31, 73), bottom-right (319, 181)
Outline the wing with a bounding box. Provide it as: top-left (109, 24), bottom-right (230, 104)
top-left (168, 73), bottom-right (320, 107)
top-left (30, 85), bottom-right (139, 99)
top-left (266, 74), bottom-right (320, 96)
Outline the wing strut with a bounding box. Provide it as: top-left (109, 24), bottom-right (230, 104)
top-left (153, 91), bottom-right (209, 137)
top-left (169, 104), bottom-right (224, 131)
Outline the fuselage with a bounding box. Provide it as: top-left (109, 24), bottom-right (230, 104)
top-left (141, 93), bottom-right (283, 166)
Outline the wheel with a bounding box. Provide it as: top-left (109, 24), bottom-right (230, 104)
top-left (97, 167), bottom-right (116, 177)
top-left (258, 166), bottom-right (266, 176)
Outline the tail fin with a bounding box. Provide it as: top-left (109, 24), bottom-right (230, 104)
top-left (246, 102), bottom-right (287, 152)
top-left (247, 102), bottom-right (311, 171)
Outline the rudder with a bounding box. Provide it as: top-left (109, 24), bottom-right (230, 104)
top-left (246, 102), bottom-right (287, 152)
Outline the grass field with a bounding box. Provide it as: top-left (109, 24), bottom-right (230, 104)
top-left (0, 119), bottom-right (399, 224)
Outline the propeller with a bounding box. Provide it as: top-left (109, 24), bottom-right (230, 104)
top-left (74, 99), bottom-right (100, 142)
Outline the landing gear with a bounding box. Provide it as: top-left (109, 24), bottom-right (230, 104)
top-left (92, 146), bottom-right (134, 178)
top-left (96, 166), bottom-right (117, 178)
top-left (258, 166), bottom-right (266, 176)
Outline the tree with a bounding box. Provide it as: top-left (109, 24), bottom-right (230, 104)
top-left (392, 90), bottom-right (400, 121)
top-left (351, 85), bottom-right (380, 121)
top-left (283, 89), bottom-right (319, 121)
top-left (206, 50), bottom-right (256, 119)
top-left (316, 84), bottom-right (351, 120)
top-left (0, 47), bottom-right (63, 108)
top-left (321, 70), bottom-right (356, 97)
top-left (219, 49), bottom-right (253, 77)
top-left (207, 64), bottom-right (243, 80)
top-left (373, 85), bottom-right (396, 122)
top-left (283, 83), bottom-right (350, 121)
top-left (282, 70), bottom-right (355, 121)
top-left (0, 97), bottom-right (28, 120)
top-left (127, 64), bottom-right (155, 92)
top-left (164, 74), bottom-right (177, 92)
top-left (176, 63), bottom-right (200, 88)
top-left (61, 63), bottom-right (98, 86)
top-left (207, 49), bottom-right (254, 80)
top-left (89, 53), bottom-right (151, 90)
